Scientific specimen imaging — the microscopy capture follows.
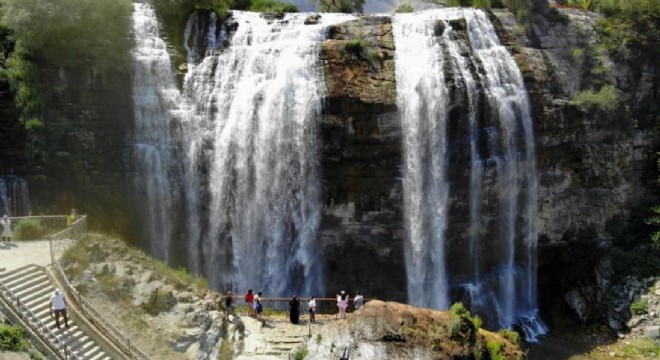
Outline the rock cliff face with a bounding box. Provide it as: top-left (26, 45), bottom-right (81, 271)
top-left (304, 300), bottom-right (525, 359)
top-left (35, 66), bottom-right (133, 232)
top-left (319, 17), bottom-right (406, 301)
top-left (316, 3), bottom-right (658, 327)
top-left (488, 2), bottom-right (658, 329)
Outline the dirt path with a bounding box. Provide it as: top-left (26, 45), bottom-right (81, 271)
top-left (0, 239), bottom-right (52, 272)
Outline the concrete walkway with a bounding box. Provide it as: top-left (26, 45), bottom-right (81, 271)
top-left (0, 239), bottom-right (52, 272)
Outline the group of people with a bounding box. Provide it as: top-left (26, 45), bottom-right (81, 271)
top-left (289, 290), bottom-right (365, 324)
top-left (336, 290), bottom-right (364, 320)
top-left (222, 289), bottom-right (366, 325)
top-left (222, 289), bottom-right (265, 322)
top-left (1, 215), bottom-right (12, 244)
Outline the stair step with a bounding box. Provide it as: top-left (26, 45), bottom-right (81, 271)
top-left (21, 287), bottom-right (52, 305)
top-left (3, 271), bottom-right (46, 289)
top-left (71, 339), bottom-right (97, 357)
top-left (0, 265), bottom-right (112, 360)
top-left (0, 265), bottom-right (40, 283)
top-left (13, 277), bottom-right (51, 297)
top-left (88, 349), bottom-right (109, 360)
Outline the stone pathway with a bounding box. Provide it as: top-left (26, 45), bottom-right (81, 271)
top-left (0, 239), bottom-right (52, 272)
top-left (234, 315), bottom-right (332, 359)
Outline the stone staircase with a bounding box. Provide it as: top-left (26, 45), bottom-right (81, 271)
top-left (236, 317), bottom-right (310, 359)
top-left (0, 265), bottom-right (112, 360)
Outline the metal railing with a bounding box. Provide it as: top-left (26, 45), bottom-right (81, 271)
top-left (4, 215), bottom-right (69, 234)
top-left (49, 216), bottom-right (152, 360)
top-left (240, 297), bottom-right (372, 315)
top-left (0, 274), bottom-right (80, 360)
top-left (52, 261), bottom-right (152, 360)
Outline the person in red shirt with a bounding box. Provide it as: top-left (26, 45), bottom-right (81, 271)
top-left (244, 289), bottom-right (255, 317)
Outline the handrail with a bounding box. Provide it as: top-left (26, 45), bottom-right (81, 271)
top-left (0, 275), bottom-right (80, 360)
top-left (49, 216), bottom-right (152, 360)
top-left (3, 215), bottom-right (69, 234)
top-left (52, 261), bottom-right (152, 360)
top-left (231, 296), bottom-right (373, 314)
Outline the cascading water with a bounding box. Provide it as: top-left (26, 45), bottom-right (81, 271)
top-left (131, 3), bottom-right (354, 296)
top-left (394, 9), bottom-right (547, 340)
top-left (0, 176), bottom-right (31, 216)
top-left (131, 3), bottom-right (186, 261)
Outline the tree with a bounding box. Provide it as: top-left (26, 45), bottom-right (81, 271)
top-left (317, 0), bottom-right (364, 13)
top-left (0, 0), bottom-right (133, 71)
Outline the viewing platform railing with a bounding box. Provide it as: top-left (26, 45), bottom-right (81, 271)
top-left (227, 296), bottom-right (373, 315)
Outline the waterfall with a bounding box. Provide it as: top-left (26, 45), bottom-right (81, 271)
top-left (394, 9), bottom-right (547, 340)
top-left (131, 3), bottom-right (354, 296)
top-left (131, 3), bottom-right (186, 261)
top-left (0, 176), bottom-right (31, 216)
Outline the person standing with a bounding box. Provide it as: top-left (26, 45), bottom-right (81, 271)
top-left (255, 292), bottom-right (264, 321)
top-left (1, 215), bottom-right (12, 244)
top-left (225, 291), bottom-right (235, 320)
top-left (49, 288), bottom-right (69, 330)
top-left (245, 289), bottom-right (255, 317)
top-left (338, 290), bottom-right (349, 320)
top-left (67, 209), bottom-right (77, 227)
top-left (308, 296), bottom-right (317, 323)
top-left (289, 295), bottom-right (300, 324)
top-left (354, 291), bottom-right (364, 310)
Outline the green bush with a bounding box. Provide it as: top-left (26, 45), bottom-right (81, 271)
top-left (342, 39), bottom-right (367, 60)
top-left (570, 85), bottom-right (618, 112)
top-left (499, 328), bottom-right (521, 346)
top-left (249, 0), bottom-right (298, 12)
top-left (395, 4), bottom-right (414, 13)
top-left (449, 302), bottom-right (469, 317)
top-left (447, 0), bottom-right (491, 9)
top-left (631, 299), bottom-right (649, 315)
top-left (486, 340), bottom-right (506, 360)
top-left (318, 0), bottom-right (365, 13)
top-left (472, 315), bottom-right (483, 330)
top-left (13, 218), bottom-right (46, 240)
top-left (568, 0), bottom-right (593, 11)
top-left (293, 345), bottom-right (308, 360)
top-left (448, 313), bottom-right (463, 340)
top-left (0, 323), bottom-right (29, 351)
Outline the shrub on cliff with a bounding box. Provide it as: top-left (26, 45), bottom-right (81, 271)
top-left (0, 324), bottom-right (29, 352)
top-left (395, 4), bottom-right (414, 13)
top-left (569, 85), bottom-right (618, 112)
top-left (249, 0), bottom-right (298, 12)
top-left (13, 218), bottom-right (46, 240)
top-left (318, 0), bottom-right (365, 13)
top-left (447, 0), bottom-right (492, 9)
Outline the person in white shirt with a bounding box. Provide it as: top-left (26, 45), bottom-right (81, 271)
top-left (308, 296), bottom-right (317, 323)
top-left (354, 291), bottom-right (364, 310)
top-left (1, 215), bottom-right (12, 244)
top-left (49, 288), bottom-right (69, 329)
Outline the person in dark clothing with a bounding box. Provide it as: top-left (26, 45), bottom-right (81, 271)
top-left (289, 295), bottom-right (300, 324)
top-left (225, 291), bottom-right (235, 320)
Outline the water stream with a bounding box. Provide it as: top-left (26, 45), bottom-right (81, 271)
top-left (393, 8), bottom-right (546, 339)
